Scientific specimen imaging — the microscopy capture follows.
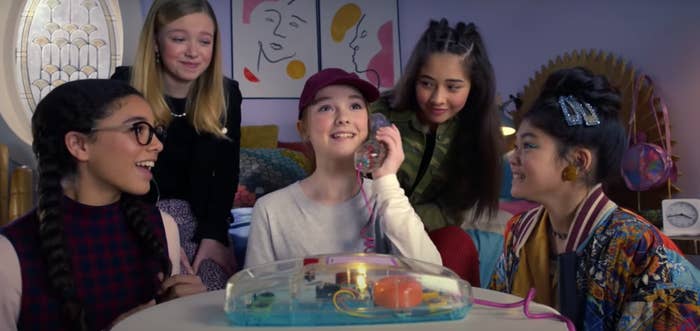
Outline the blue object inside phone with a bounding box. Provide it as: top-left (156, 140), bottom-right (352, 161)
top-left (224, 253), bottom-right (473, 326)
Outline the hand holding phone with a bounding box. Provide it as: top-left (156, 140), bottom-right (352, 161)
top-left (354, 113), bottom-right (392, 174)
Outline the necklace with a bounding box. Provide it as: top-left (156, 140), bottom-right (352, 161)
top-left (549, 227), bottom-right (569, 240)
top-left (170, 111), bottom-right (186, 118)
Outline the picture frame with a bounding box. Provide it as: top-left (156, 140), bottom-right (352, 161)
top-left (232, 0), bottom-right (319, 98)
top-left (232, 0), bottom-right (400, 98)
top-left (319, 0), bottom-right (401, 91)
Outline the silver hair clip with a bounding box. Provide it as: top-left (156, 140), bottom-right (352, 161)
top-left (558, 95), bottom-right (600, 127)
top-left (461, 42), bottom-right (474, 58)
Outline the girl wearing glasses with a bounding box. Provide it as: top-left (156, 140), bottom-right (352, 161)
top-left (0, 79), bottom-right (205, 331)
top-left (112, 0), bottom-right (241, 289)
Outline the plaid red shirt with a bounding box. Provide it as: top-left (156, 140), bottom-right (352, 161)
top-left (2, 196), bottom-right (167, 331)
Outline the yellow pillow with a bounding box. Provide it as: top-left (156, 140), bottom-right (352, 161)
top-left (240, 125), bottom-right (279, 148)
top-left (279, 148), bottom-right (313, 174)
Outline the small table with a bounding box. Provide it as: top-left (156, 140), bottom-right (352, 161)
top-left (112, 288), bottom-right (569, 331)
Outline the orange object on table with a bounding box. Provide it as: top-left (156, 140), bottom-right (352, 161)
top-left (373, 276), bottom-right (423, 309)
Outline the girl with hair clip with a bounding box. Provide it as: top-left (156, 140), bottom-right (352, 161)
top-left (244, 68), bottom-right (441, 268)
top-left (371, 18), bottom-right (502, 285)
top-left (112, 0), bottom-right (242, 289)
top-left (0, 79), bottom-right (205, 331)
top-left (489, 67), bottom-right (700, 330)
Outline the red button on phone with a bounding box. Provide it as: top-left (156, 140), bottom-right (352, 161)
top-left (373, 276), bottom-right (423, 309)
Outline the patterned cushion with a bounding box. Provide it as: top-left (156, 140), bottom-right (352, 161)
top-left (238, 148), bottom-right (308, 198)
top-left (279, 148), bottom-right (313, 174)
top-left (278, 141), bottom-right (314, 159)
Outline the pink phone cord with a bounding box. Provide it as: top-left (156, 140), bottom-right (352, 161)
top-left (473, 287), bottom-right (575, 331)
top-left (356, 171), bottom-right (375, 252)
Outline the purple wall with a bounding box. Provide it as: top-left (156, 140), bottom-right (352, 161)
top-left (394, 1), bottom-right (700, 199)
top-left (125, 0), bottom-right (700, 198)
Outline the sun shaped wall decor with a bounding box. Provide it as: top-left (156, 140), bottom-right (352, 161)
top-left (514, 49), bottom-right (680, 214)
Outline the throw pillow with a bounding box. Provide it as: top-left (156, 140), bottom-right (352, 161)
top-left (279, 148), bottom-right (313, 174)
top-left (238, 148), bottom-right (308, 198)
top-left (240, 125), bottom-right (279, 149)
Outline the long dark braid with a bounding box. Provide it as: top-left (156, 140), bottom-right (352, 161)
top-left (31, 79), bottom-right (171, 330)
top-left (121, 193), bottom-right (173, 278)
top-left (440, 20), bottom-right (502, 223)
top-left (35, 148), bottom-right (88, 330)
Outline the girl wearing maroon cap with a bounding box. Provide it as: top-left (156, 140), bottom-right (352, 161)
top-left (244, 68), bottom-right (441, 268)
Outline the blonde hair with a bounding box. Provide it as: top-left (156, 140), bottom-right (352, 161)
top-left (131, 0), bottom-right (227, 138)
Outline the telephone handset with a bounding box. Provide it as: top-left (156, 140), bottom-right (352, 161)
top-left (354, 113), bottom-right (392, 174)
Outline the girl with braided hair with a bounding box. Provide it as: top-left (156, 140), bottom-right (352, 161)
top-left (0, 79), bottom-right (205, 331)
top-left (371, 19), bottom-right (502, 285)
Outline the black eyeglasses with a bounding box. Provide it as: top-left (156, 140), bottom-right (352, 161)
top-left (91, 121), bottom-right (167, 146)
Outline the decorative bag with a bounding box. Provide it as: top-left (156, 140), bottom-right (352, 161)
top-left (620, 75), bottom-right (675, 192)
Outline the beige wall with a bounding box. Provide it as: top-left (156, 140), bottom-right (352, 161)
top-left (0, 0), bottom-right (35, 168)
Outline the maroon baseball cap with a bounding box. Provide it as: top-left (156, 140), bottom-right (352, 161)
top-left (298, 68), bottom-right (380, 119)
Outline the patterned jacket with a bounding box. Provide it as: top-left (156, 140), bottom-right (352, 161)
top-left (490, 185), bottom-right (700, 330)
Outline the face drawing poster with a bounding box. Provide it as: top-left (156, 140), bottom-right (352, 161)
top-left (232, 0), bottom-right (318, 98)
top-left (319, 0), bottom-right (400, 90)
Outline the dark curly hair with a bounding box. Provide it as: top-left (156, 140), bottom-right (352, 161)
top-left (522, 67), bottom-right (626, 185)
top-left (388, 18), bottom-right (502, 222)
top-left (31, 79), bottom-right (172, 330)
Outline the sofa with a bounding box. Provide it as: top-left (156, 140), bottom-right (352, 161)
top-left (233, 124), bottom-right (313, 209)
top-left (230, 125), bottom-right (314, 266)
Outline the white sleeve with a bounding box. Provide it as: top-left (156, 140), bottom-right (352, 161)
top-left (160, 211), bottom-right (181, 275)
top-left (0, 235), bottom-right (21, 331)
top-left (373, 175), bottom-right (442, 265)
top-left (243, 201), bottom-right (275, 269)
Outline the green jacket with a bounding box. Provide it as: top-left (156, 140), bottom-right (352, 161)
top-left (371, 98), bottom-right (459, 230)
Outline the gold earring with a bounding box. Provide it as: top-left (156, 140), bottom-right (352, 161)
top-left (562, 165), bottom-right (578, 181)
top-left (155, 50), bottom-right (161, 64)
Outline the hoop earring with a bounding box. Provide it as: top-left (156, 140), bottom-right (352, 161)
top-left (562, 165), bottom-right (578, 181)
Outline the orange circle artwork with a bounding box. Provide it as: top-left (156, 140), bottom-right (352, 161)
top-left (286, 60), bottom-right (306, 80)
